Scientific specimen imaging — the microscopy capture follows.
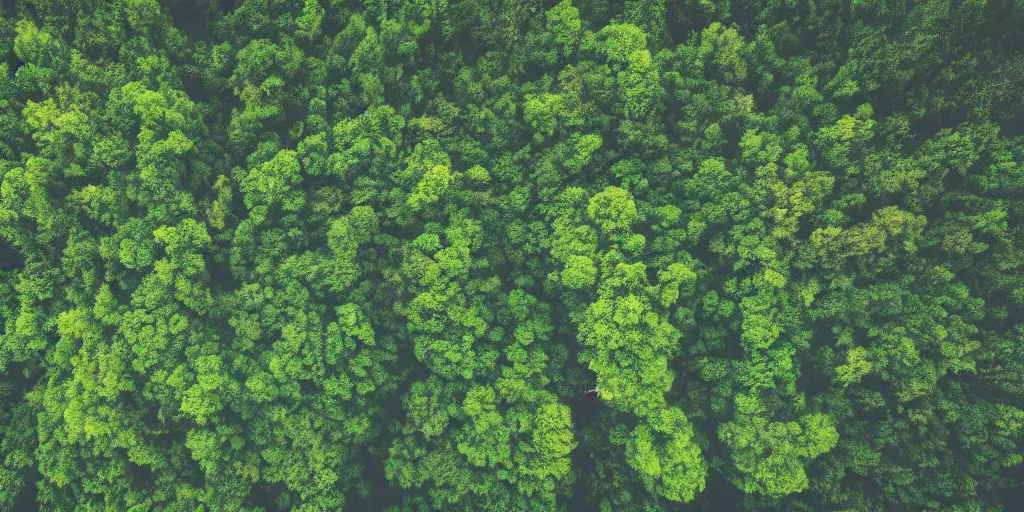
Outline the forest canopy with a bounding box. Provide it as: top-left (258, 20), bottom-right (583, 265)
top-left (1, 0), bottom-right (1024, 510)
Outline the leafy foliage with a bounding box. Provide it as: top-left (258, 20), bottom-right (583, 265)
top-left (1, 0), bottom-right (1023, 510)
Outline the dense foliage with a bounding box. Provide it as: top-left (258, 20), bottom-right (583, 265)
top-left (1, 0), bottom-right (1023, 510)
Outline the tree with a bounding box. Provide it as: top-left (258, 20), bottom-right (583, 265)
top-left (2, 1), bottom-right (1024, 510)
